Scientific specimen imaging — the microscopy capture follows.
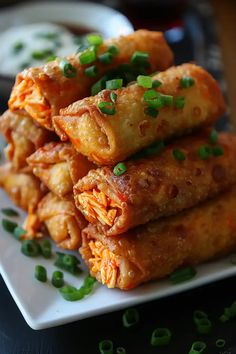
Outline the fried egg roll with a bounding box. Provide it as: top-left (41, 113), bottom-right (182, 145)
top-left (0, 110), bottom-right (55, 170)
top-left (81, 186), bottom-right (236, 290)
top-left (0, 163), bottom-right (46, 212)
top-left (54, 63), bottom-right (225, 165)
top-left (37, 193), bottom-right (87, 250)
top-left (27, 142), bottom-right (94, 198)
top-left (74, 132), bottom-right (236, 236)
top-left (9, 30), bottom-right (173, 130)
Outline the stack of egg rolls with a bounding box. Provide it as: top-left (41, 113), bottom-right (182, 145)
top-left (1, 29), bottom-right (236, 291)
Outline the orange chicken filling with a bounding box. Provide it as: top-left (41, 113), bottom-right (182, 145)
top-left (78, 189), bottom-right (121, 227)
top-left (10, 78), bottom-right (51, 121)
top-left (88, 240), bottom-right (119, 288)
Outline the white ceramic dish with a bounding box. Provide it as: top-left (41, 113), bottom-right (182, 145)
top-left (1, 150), bottom-right (236, 330)
top-left (0, 1), bottom-right (133, 97)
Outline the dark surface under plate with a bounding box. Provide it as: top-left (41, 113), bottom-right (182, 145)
top-left (0, 0), bottom-right (236, 353)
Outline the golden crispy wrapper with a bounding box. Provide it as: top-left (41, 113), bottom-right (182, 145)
top-left (54, 63), bottom-right (225, 165)
top-left (0, 110), bottom-right (55, 171)
top-left (37, 193), bottom-right (87, 250)
top-left (81, 186), bottom-right (236, 290)
top-left (9, 30), bottom-right (173, 130)
top-left (27, 142), bottom-right (94, 198)
top-left (0, 163), bottom-right (46, 212)
top-left (74, 132), bottom-right (236, 236)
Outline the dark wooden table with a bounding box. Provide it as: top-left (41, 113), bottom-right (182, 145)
top-left (0, 1), bottom-right (236, 353)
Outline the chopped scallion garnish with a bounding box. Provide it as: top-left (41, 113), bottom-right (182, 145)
top-left (52, 270), bottom-right (64, 288)
top-left (38, 239), bottom-right (52, 258)
top-left (2, 219), bottom-right (18, 233)
top-left (189, 341), bottom-right (207, 354)
top-left (131, 51), bottom-right (149, 67)
top-left (152, 79), bottom-right (162, 88)
top-left (99, 340), bottom-right (113, 354)
top-left (54, 252), bottom-right (81, 274)
top-left (175, 96), bottom-right (185, 109)
top-left (196, 318), bottom-right (212, 334)
top-left (59, 276), bottom-right (96, 301)
top-left (98, 52), bottom-right (113, 64)
top-left (59, 59), bottom-right (77, 78)
top-left (13, 41), bottom-right (24, 54)
top-left (84, 65), bottom-right (98, 77)
top-left (137, 75), bottom-right (152, 88)
top-left (1, 208), bottom-right (19, 217)
top-left (106, 78), bottom-right (123, 90)
top-left (172, 148), bottom-right (186, 161)
top-left (180, 76), bottom-right (195, 88)
top-left (161, 94), bottom-right (174, 107)
top-left (113, 162), bottom-right (127, 176)
top-left (108, 45), bottom-right (119, 56)
top-left (150, 328), bottom-right (172, 347)
top-left (198, 145), bottom-right (211, 160)
top-left (193, 310), bottom-right (208, 325)
top-left (122, 308), bottom-right (139, 327)
top-left (209, 129), bottom-right (218, 144)
top-left (215, 339), bottom-right (226, 348)
top-left (35, 265), bottom-right (47, 282)
top-left (86, 33), bottom-right (103, 46)
top-left (79, 47), bottom-right (96, 65)
top-left (110, 91), bottom-right (117, 103)
top-left (21, 240), bottom-right (40, 257)
top-left (32, 49), bottom-right (54, 60)
top-left (144, 106), bottom-right (159, 118)
top-left (98, 101), bottom-right (116, 115)
top-left (212, 146), bottom-right (224, 156)
top-left (13, 226), bottom-right (26, 240)
top-left (170, 266), bottom-right (196, 284)
top-left (116, 347), bottom-right (126, 354)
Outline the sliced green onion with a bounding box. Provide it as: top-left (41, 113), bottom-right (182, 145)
top-left (172, 148), bottom-right (186, 161)
top-left (133, 141), bottom-right (165, 159)
top-left (13, 41), bottom-right (24, 54)
top-left (193, 310), bottom-right (208, 325)
top-left (13, 226), bottom-right (26, 240)
top-left (59, 275), bottom-right (96, 301)
top-left (131, 51), bottom-right (149, 67)
top-left (170, 266), bottom-right (197, 284)
top-left (98, 52), bottom-right (114, 64)
top-left (189, 341), bottom-right (207, 354)
top-left (52, 270), bottom-right (64, 288)
top-left (54, 252), bottom-right (81, 274)
top-left (86, 33), bottom-right (103, 46)
top-left (19, 62), bottom-right (30, 70)
top-left (215, 339), bottom-right (226, 348)
top-left (137, 75), bottom-right (152, 88)
top-left (21, 240), bottom-right (40, 257)
top-left (35, 265), bottom-right (47, 282)
top-left (143, 89), bottom-right (163, 109)
top-left (150, 328), bottom-right (172, 346)
top-left (108, 45), bottom-right (119, 56)
top-left (46, 54), bottom-right (57, 62)
top-left (1, 208), bottom-right (19, 217)
top-left (196, 318), bottom-right (212, 334)
top-left (122, 308), bottom-right (139, 328)
top-left (32, 49), bottom-right (54, 60)
top-left (91, 79), bottom-right (105, 96)
top-left (99, 340), bottom-right (113, 354)
top-left (84, 65), bottom-right (98, 77)
top-left (36, 32), bottom-right (59, 40)
top-left (198, 145), bottom-right (211, 160)
top-left (144, 106), bottom-right (159, 118)
top-left (209, 129), bottom-right (218, 144)
top-left (113, 162), bottom-right (127, 176)
top-left (106, 79), bottom-right (123, 90)
top-left (98, 101), bottom-right (116, 115)
top-left (180, 76), bottom-right (195, 88)
top-left (59, 59), bottom-right (77, 78)
top-left (212, 146), bottom-right (224, 156)
top-left (161, 94), bottom-right (174, 106)
top-left (219, 301), bottom-right (236, 322)
top-left (110, 92), bottom-right (117, 103)
top-left (152, 79), bottom-right (162, 88)
top-left (79, 47), bottom-right (96, 65)
top-left (2, 219), bottom-right (18, 233)
top-left (38, 239), bottom-right (52, 258)
top-left (116, 347), bottom-right (126, 354)
top-left (175, 96), bottom-right (185, 109)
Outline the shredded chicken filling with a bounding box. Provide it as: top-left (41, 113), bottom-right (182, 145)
top-left (88, 240), bottom-right (119, 288)
top-left (78, 189), bottom-right (121, 227)
top-left (11, 78), bottom-right (51, 120)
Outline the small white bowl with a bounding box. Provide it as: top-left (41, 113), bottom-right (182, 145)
top-left (0, 1), bottom-right (134, 99)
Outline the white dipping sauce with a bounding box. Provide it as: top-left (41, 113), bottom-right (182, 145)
top-left (0, 23), bottom-right (82, 76)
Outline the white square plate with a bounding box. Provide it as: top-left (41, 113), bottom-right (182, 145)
top-left (1, 183), bottom-right (236, 330)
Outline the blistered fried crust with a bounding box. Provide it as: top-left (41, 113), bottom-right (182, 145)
top-left (9, 30), bottom-right (173, 130)
top-left (27, 142), bottom-right (94, 198)
top-left (74, 132), bottom-right (236, 236)
top-left (0, 163), bottom-right (46, 212)
top-left (54, 63), bottom-right (225, 165)
top-left (0, 110), bottom-right (55, 170)
top-left (37, 193), bottom-right (87, 250)
top-left (81, 186), bottom-right (236, 290)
